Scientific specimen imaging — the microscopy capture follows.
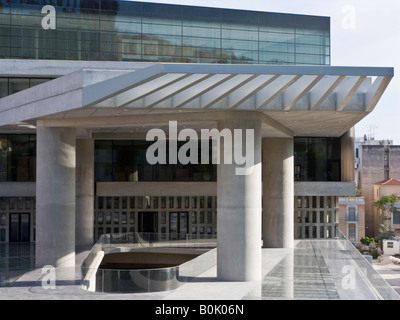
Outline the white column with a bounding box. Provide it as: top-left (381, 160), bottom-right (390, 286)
top-left (262, 138), bottom-right (294, 248)
top-left (217, 117), bottom-right (262, 281)
top-left (76, 138), bottom-right (94, 249)
top-left (36, 125), bottom-right (76, 268)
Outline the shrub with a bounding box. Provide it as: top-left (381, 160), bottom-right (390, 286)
top-left (370, 250), bottom-right (379, 259)
top-left (360, 237), bottom-right (375, 245)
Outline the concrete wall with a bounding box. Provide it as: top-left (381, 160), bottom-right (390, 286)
top-left (295, 181), bottom-right (356, 196)
top-left (97, 182), bottom-right (217, 196)
top-left (360, 145), bottom-right (385, 236)
top-left (100, 251), bottom-right (200, 269)
top-left (0, 182), bottom-right (35, 197)
top-left (389, 146), bottom-right (400, 181)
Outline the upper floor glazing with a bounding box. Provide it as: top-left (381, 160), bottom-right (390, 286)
top-left (0, 0), bottom-right (330, 65)
top-left (0, 135), bottom-right (341, 183)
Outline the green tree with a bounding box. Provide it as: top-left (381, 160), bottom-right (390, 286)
top-left (373, 194), bottom-right (399, 213)
top-left (373, 194), bottom-right (398, 241)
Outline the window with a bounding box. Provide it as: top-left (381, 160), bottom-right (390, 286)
top-left (105, 212), bottom-right (111, 224)
top-left (347, 207), bottom-right (357, 221)
top-left (114, 212), bottom-right (119, 224)
top-left (1, 198), bottom-right (6, 210)
top-left (294, 137), bottom-right (341, 181)
top-left (393, 210), bottom-right (400, 225)
top-left (122, 197), bottom-right (127, 209)
top-left (129, 212), bottom-right (135, 224)
top-left (384, 152), bottom-right (389, 167)
top-left (0, 134), bottom-right (36, 182)
top-left (121, 212), bottom-right (127, 224)
top-left (94, 140), bottom-right (216, 182)
top-left (348, 224), bottom-right (356, 241)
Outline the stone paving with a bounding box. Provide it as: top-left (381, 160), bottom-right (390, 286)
top-left (373, 260), bottom-right (400, 296)
top-left (0, 240), bottom-right (399, 300)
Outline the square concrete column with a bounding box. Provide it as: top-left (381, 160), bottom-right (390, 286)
top-left (36, 124), bottom-right (76, 268)
top-left (217, 117), bottom-right (262, 281)
top-left (341, 127), bottom-right (355, 183)
top-left (76, 138), bottom-right (94, 249)
top-left (262, 138), bottom-right (294, 248)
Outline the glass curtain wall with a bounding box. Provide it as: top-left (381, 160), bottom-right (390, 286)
top-left (0, 0), bottom-right (330, 65)
top-left (0, 77), bottom-right (53, 98)
top-left (0, 134), bottom-right (36, 182)
top-left (95, 140), bottom-right (216, 182)
top-left (294, 137), bottom-right (341, 182)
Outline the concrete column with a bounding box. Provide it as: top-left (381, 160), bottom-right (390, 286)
top-left (36, 125), bottom-right (76, 268)
top-left (262, 138), bottom-right (294, 248)
top-left (341, 127), bottom-right (355, 183)
top-left (217, 117), bottom-right (262, 281)
top-left (76, 139), bottom-right (94, 249)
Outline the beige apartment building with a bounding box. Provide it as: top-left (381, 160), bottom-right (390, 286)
top-left (338, 196), bottom-right (366, 243)
top-left (373, 178), bottom-right (400, 237)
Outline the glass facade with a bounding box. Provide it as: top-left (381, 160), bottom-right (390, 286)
top-left (95, 140), bottom-right (216, 182)
top-left (0, 0), bottom-right (330, 65)
top-left (0, 136), bottom-right (346, 183)
top-left (94, 195), bottom-right (217, 241)
top-left (0, 77), bottom-right (53, 99)
top-left (294, 137), bottom-right (341, 182)
top-left (0, 134), bottom-right (36, 182)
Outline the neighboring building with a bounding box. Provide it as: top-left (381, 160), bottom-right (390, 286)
top-left (356, 138), bottom-right (400, 236)
top-left (0, 1), bottom-right (393, 281)
top-left (373, 178), bottom-right (400, 237)
top-left (338, 196), bottom-right (366, 243)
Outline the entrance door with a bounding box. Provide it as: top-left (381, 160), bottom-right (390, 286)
top-left (9, 213), bottom-right (30, 242)
top-left (138, 212), bottom-right (158, 241)
top-left (169, 212), bottom-right (188, 240)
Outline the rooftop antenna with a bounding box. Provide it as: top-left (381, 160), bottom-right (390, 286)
top-left (368, 125), bottom-right (377, 140)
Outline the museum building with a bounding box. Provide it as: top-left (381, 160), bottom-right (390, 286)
top-left (0, 0), bottom-right (393, 281)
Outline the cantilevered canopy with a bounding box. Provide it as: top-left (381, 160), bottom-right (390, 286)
top-left (0, 63), bottom-right (393, 137)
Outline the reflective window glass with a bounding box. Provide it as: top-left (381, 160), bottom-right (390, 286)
top-left (9, 78), bottom-right (29, 95)
top-left (0, 2), bottom-right (329, 65)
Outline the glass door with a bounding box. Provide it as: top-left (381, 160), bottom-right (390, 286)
top-left (9, 214), bottom-right (19, 242)
top-left (9, 213), bottom-right (30, 242)
top-left (138, 212), bottom-right (158, 241)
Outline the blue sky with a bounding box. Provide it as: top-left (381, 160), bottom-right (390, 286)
top-left (130, 0), bottom-right (400, 144)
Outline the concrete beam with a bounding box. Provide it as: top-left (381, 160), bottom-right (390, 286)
top-left (294, 181), bottom-right (356, 196)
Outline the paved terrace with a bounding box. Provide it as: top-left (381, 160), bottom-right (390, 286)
top-left (0, 239), bottom-right (399, 300)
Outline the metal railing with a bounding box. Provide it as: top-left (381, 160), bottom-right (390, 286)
top-left (81, 232), bottom-right (217, 293)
